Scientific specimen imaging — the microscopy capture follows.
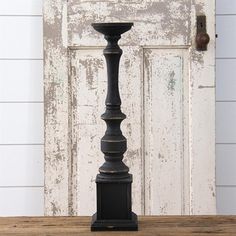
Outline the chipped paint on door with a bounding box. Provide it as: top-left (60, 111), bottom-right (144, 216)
top-left (44, 0), bottom-right (70, 216)
top-left (144, 49), bottom-right (189, 215)
top-left (70, 47), bottom-right (143, 215)
top-left (68, 0), bottom-right (191, 46)
top-left (44, 0), bottom-right (216, 216)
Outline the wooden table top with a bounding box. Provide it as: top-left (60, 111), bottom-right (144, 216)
top-left (0, 216), bottom-right (236, 235)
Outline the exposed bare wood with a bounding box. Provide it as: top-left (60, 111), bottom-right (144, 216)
top-left (189, 0), bottom-right (216, 214)
top-left (0, 216), bottom-right (235, 235)
top-left (70, 47), bottom-right (143, 215)
top-left (68, 0), bottom-right (192, 47)
top-left (144, 49), bottom-right (189, 215)
top-left (44, 0), bottom-right (215, 216)
top-left (44, 0), bottom-right (70, 215)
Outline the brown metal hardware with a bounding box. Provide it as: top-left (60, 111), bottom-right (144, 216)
top-left (196, 15), bottom-right (210, 51)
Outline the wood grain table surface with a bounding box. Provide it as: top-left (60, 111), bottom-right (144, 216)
top-left (0, 216), bottom-right (236, 235)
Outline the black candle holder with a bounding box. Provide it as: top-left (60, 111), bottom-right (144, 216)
top-left (91, 22), bottom-right (138, 231)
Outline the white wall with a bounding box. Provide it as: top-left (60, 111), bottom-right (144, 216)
top-left (0, 0), bottom-right (44, 216)
top-left (216, 0), bottom-right (236, 214)
top-left (0, 0), bottom-right (234, 216)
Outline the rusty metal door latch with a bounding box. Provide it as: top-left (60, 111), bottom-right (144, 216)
top-left (196, 15), bottom-right (210, 51)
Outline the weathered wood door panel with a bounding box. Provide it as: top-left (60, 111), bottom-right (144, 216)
top-left (144, 49), bottom-right (189, 215)
top-left (44, 0), bottom-right (215, 216)
top-left (68, 1), bottom-right (191, 46)
top-left (70, 47), bottom-right (143, 215)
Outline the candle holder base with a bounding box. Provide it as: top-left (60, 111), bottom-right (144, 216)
top-left (91, 174), bottom-right (138, 231)
top-left (91, 212), bottom-right (138, 231)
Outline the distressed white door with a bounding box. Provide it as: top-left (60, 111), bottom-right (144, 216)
top-left (44, 0), bottom-right (216, 216)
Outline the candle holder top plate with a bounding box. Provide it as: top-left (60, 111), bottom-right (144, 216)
top-left (91, 22), bottom-right (133, 35)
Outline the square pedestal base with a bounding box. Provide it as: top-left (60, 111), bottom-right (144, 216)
top-left (91, 212), bottom-right (138, 231)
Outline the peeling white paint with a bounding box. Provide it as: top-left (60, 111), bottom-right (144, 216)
top-left (68, 0), bottom-right (191, 46)
top-left (70, 47), bottom-right (143, 215)
top-left (144, 49), bottom-right (188, 215)
top-left (44, 0), bottom-right (216, 216)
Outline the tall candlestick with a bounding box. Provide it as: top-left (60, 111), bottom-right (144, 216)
top-left (91, 22), bottom-right (138, 231)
